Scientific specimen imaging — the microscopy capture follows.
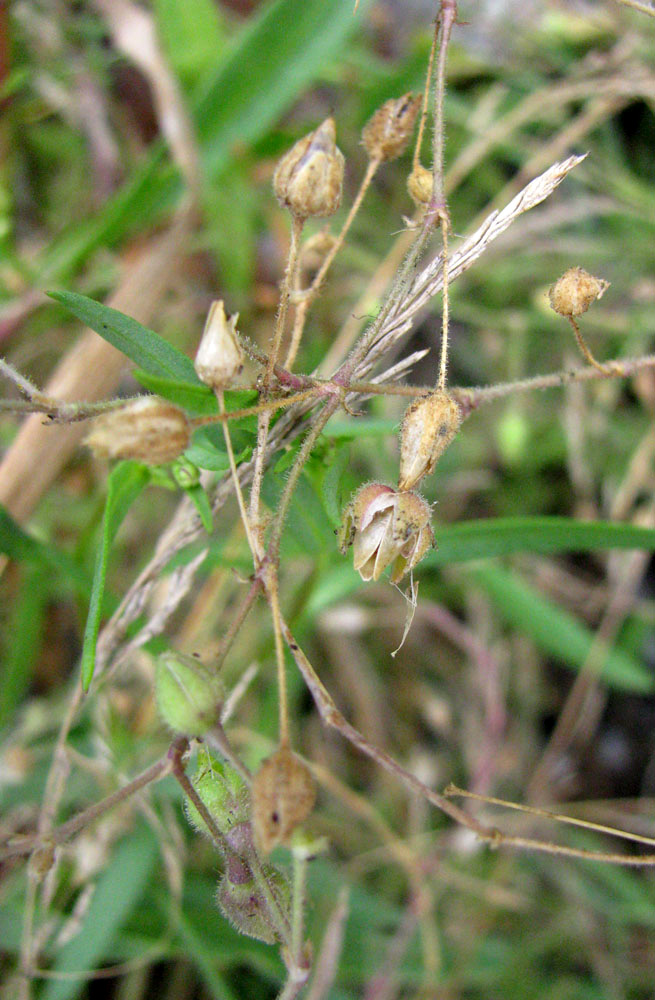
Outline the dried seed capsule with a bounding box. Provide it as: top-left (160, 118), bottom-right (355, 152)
top-left (339, 484), bottom-right (434, 583)
top-left (398, 390), bottom-right (461, 491)
top-left (273, 117), bottom-right (344, 220)
top-left (194, 300), bottom-right (244, 390)
top-left (155, 651), bottom-right (224, 736)
top-left (549, 267), bottom-right (609, 318)
top-left (184, 748), bottom-right (250, 840)
top-left (252, 745), bottom-right (316, 854)
top-left (85, 397), bottom-right (190, 465)
top-left (361, 93), bottom-right (421, 162)
top-left (217, 861), bottom-right (291, 944)
top-left (407, 163), bottom-right (432, 206)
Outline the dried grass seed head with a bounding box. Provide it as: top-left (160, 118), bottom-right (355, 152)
top-left (85, 396), bottom-right (190, 465)
top-left (252, 745), bottom-right (317, 854)
top-left (361, 92), bottom-right (421, 162)
top-left (273, 116), bottom-right (344, 220)
top-left (194, 300), bottom-right (244, 390)
top-left (398, 390), bottom-right (461, 491)
top-left (549, 267), bottom-right (609, 318)
top-left (339, 483), bottom-right (434, 583)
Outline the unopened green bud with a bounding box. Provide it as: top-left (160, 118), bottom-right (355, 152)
top-left (155, 652), bottom-right (223, 735)
top-left (184, 748), bottom-right (250, 839)
top-left (171, 457), bottom-right (201, 489)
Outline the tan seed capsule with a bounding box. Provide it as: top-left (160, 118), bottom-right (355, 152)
top-left (273, 117), bottom-right (344, 220)
top-left (252, 745), bottom-right (316, 854)
top-left (407, 163), bottom-right (432, 206)
top-left (339, 483), bottom-right (434, 583)
top-left (549, 267), bottom-right (609, 318)
top-left (194, 300), bottom-right (244, 390)
top-left (85, 397), bottom-right (190, 465)
top-left (398, 390), bottom-right (461, 491)
top-left (361, 93), bottom-right (421, 162)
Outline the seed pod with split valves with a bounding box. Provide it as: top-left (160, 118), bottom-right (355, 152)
top-left (184, 748), bottom-right (250, 840)
top-left (273, 117), bottom-right (344, 220)
top-left (361, 93), bottom-right (421, 163)
top-left (155, 651), bottom-right (224, 736)
top-left (85, 397), bottom-right (190, 465)
top-left (549, 267), bottom-right (609, 318)
top-left (252, 744), bottom-right (316, 854)
top-left (339, 483), bottom-right (434, 584)
top-left (398, 390), bottom-right (461, 491)
top-left (194, 300), bottom-right (244, 390)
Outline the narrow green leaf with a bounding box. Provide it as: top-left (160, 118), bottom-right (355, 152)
top-left (324, 417), bottom-right (399, 440)
top-left (426, 517), bottom-right (655, 567)
top-left (38, 0), bottom-right (366, 286)
top-left (48, 290), bottom-right (200, 383)
top-left (133, 369), bottom-right (218, 415)
top-left (0, 503), bottom-right (89, 593)
top-left (195, 0), bottom-right (369, 177)
top-left (81, 463), bottom-right (150, 691)
top-left (41, 826), bottom-right (158, 1000)
top-left (175, 908), bottom-right (240, 1000)
top-left (153, 0), bottom-right (226, 91)
top-left (185, 482), bottom-right (213, 533)
top-left (0, 566), bottom-right (48, 727)
top-left (321, 443), bottom-right (351, 527)
top-left (470, 563), bottom-right (653, 692)
top-left (306, 517), bottom-right (655, 620)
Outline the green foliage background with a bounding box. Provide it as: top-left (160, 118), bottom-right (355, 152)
top-left (2, 1), bottom-right (655, 997)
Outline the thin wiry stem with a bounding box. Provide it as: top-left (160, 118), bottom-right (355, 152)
top-left (267, 399), bottom-right (339, 562)
top-left (218, 389), bottom-right (258, 558)
top-left (267, 216), bottom-right (305, 384)
top-left (250, 216), bottom-right (305, 540)
top-left (613, 0), bottom-right (655, 14)
top-left (412, 19), bottom-right (438, 173)
top-left (431, 1), bottom-right (457, 210)
top-left (266, 567), bottom-right (291, 746)
top-left (567, 315), bottom-right (610, 374)
top-left (2, 753), bottom-right (174, 862)
top-left (430, 2), bottom-right (457, 392)
top-left (280, 618), bottom-right (655, 866)
top-left (291, 848), bottom-right (308, 965)
top-left (445, 785), bottom-right (655, 849)
top-left (437, 221), bottom-right (450, 391)
top-left (285, 157), bottom-right (380, 371)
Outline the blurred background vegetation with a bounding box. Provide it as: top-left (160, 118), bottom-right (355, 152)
top-left (2, 0), bottom-right (655, 997)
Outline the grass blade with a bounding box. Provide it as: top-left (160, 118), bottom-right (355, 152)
top-left (41, 826), bottom-right (158, 1000)
top-left (470, 563), bottom-right (653, 693)
top-left (427, 517), bottom-right (655, 567)
top-left (81, 462), bottom-right (150, 690)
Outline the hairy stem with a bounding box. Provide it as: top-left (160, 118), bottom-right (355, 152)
top-left (285, 157), bottom-right (380, 371)
top-left (567, 315), bottom-right (610, 374)
top-left (218, 389), bottom-right (258, 558)
top-left (249, 216), bottom-right (305, 542)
